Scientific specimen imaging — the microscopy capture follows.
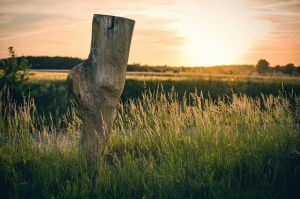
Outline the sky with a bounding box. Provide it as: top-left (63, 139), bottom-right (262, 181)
top-left (0, 0), bottom-right (300, 66)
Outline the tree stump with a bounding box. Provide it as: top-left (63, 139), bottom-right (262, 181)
top-left (67, 14), bottom-right (135, 168)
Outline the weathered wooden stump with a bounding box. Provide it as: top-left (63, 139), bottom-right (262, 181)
top-left (67, 14), bottom-right (135, 168)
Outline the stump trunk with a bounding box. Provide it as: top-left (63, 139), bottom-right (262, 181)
top-left (67, 14), bottom-right (135, 168)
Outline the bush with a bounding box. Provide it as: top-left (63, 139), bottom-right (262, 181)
top-left (1, 47), bottom-right (30, 84)
top-left (256, 59), bottom-right (270, 74)
top-left (0, 47), bottom-right (31, 101)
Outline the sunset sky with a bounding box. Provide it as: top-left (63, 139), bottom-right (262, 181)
top-left (0, 0), bottom-right (300, 66)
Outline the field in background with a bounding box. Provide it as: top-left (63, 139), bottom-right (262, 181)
top-left (29, 69), bottom-right (69, 80)
top-left (2, 69), bottom-right (298, 115)
top-left (29, 69), bottom-right (300, 82)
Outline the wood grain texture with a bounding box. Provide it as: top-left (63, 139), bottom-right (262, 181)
top-left (67, 14), bottom-right (135, 168)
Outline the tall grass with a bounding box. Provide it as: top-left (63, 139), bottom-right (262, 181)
top-left (5, 77), bottom-right (300, 115)
top-left (0, 88), bottom-right (300, 198)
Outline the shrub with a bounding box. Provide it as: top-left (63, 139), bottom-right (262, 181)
top-left (256, 59), bottom-right (270, 74)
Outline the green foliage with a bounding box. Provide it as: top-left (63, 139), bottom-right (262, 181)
top-left (1, 47), bottom-right (30, 84)
top-left (0, 47), bottom-right (31, 108)
top-left (1, 77), bottom-right (300, 116)
top-left (256, 59), bottom-right (270, 74)
top-left (0, 56), bottom-right (255, 74)
top-left (283, 63), bottom-right (295, 75)
top-left (122, 78), bottom-right (300, 102)
top-left (24, 56), bottom-right (83, 69)
top-left (0, 88), bottom-right (299, 198)
top-left (127, 64), bottom-right (256, 74)
top-left (0, 56), bottom-right (83, 70)
top-left (1, 55), bottom-right (299, 75)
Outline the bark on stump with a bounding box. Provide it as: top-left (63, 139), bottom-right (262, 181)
top-left (67, 14), bottom-right (135, 168)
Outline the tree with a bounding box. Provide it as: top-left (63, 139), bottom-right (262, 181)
top-left (256, 59), bottom-right (270, 74)
top-left (274, 65), bottom-right (281, 74)
top-left (283, 63), bottom-right (295, 75)
top-left (296, 66), bottom-right (300, 75)
top-left (1, 46), bottom-right (30, 85)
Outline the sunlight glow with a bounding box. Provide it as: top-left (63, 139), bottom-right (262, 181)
top-left (1, 0), bottom-right (299, 65)
top-left (177, 0), bottom-right (259, 66)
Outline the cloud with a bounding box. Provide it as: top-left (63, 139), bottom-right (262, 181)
top-left (0, 0), bottom-right (184, 63)
top-left (0, 0), bottom-right (299, 65)
top-left (0, 12), bottom-right (78, 40)
top-left (248, 0), bottom-right (300, 57)
top-left (0, 13), bottom-right (55, 28)
top-left (128, 15), bottom-right (184, 48)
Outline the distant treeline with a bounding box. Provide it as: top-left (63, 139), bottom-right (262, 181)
top-left (128, 63), bottom-right (255, 74)
top-left (255, 59), bottom-right (300, 75)
top-left (266, 64), bottom-right (300, 75)
top-left (0, 56), bottom-right (83, 69)
top-left (1, 56), bottom-right (300, 75)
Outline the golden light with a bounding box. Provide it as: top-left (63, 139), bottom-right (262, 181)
top-left (2, 0), bottom-right (295, 65)
top-left (177, 0), bottom-right (260, 66)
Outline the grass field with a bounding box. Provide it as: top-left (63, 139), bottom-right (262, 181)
top-left (29, 69), bottom-right (300, 82)
top-left (17, 70), bottom-right (300, 115)
top-left (1, 70), bottom-right (300, 198)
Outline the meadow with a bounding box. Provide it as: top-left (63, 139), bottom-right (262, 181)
top-left (1, 70), bottom-right (300, 198)
top-left (21, 70), bottom-right (300, 115)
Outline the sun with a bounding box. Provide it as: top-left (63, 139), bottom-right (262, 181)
top-left (182, 28), bottom-right (243, 66)
top-left (177, 0), bottom-right (256, 66)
